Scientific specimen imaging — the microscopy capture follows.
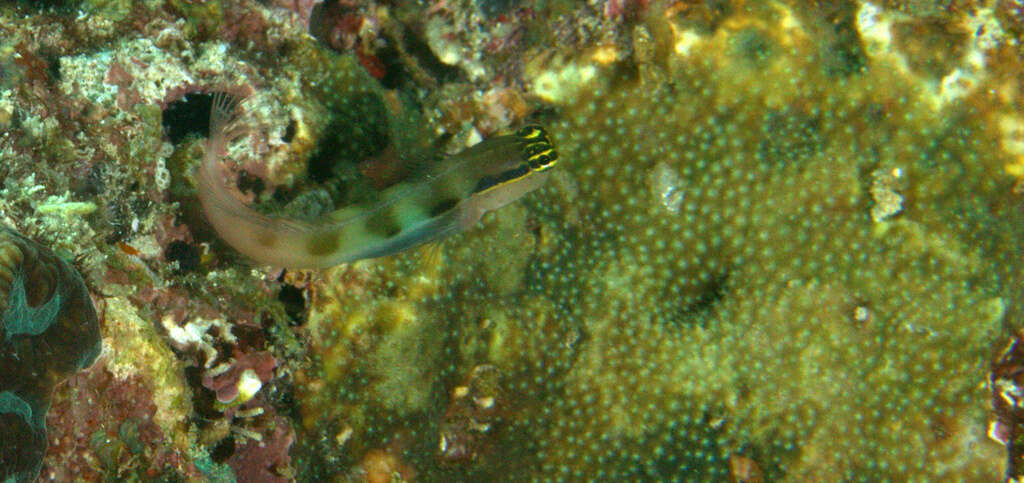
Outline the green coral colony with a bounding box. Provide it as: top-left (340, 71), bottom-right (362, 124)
top-left (0, 227), bottom-right (101, 482)
top-left (296, 4), bottom-right (1022, 482)
top-left (2, 0), bottom-right (1024, 481)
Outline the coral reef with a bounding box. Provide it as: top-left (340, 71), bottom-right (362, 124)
top-left (3, 0), bottom-right (1024, 481)
top-left (293, 1), bottom-right (1024, 480)
top-left (0, 226), bottom-right (101, 482)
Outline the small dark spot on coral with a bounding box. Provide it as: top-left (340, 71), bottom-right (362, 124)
top-left (691, 275), bottom-right (728, 312)
top-left (7, 108), bottom-right (23, 129)
top-left (162, 92), bottom-right (213, 145)
top-left (73, 163), bottom-right (106, 197)
top-left (282, 119), bottom-right (297, 143)
top-left (211, 435), bottom-right (236, 463)
top-left (672, 274), bottom-right (729, 328)
top-left (273, 380), bottom-right (301, 420)
top-left (259, 310), bottom-right (277, 331)
top-left (42, 53), bottom-right (61, 82)
top-left (276, 39), bottom-right (296, 58)
top-left (165, 240), bottom-right (200, 273)
top-left (211, 339), bottom-right (235, 363)
top-left (184, 366), bottom-right (221, 420)
top-left (277, 284), bottom-right (307, 327)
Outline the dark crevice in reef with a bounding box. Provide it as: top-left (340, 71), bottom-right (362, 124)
top-left (210, 435), bottom-right (236, 463)
top-left (164, 240), bottom-right (201, 273)
top-left (282, 118), bottom-right (297, 143)
top-left (162, 92), bottom-right (213, 145)
top-left (277, 283), bottom-right (307, 327)
top-left (183, 365), bottom-right (219, 421)
top-left (371, 41), bottom-right (412, 91)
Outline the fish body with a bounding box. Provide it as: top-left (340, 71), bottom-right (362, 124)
top-left (197, 93), bottom-right (556, 269)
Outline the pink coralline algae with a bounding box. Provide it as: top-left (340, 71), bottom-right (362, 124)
top-left (201, 350), bottom-right (277, 406)
top-left (226, 414), bottom-right (295, 483)
top-left (41, 366), bottom-right (198, 481)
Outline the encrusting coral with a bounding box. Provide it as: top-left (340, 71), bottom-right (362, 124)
top-left (293, 1), bottom-right (1024, 480)
top-left (0, 226), bottom-right (101, 482)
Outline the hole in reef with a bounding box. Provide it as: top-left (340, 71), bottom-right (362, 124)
top-left (282, 118), bottom-right (297, 143)
top-left (277, 283), bottom-right (307, 327)
top-left (162, 92), bottom-right (213, 145)
top-left (165, 240), bottom-right (201, 273)
top-left (211, 435), bottom-right (236, 463)
top-left (306, 120), bottom-right (347, 185)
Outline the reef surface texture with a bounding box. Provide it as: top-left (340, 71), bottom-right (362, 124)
top-left (2, 0), bottom-right (1024, 481)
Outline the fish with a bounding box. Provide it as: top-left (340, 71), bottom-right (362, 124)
top-left (196, 92), bottom-right (557, 269)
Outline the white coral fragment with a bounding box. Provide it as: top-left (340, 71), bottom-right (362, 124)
top-left (869, 167), bottom-right (903, 222)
